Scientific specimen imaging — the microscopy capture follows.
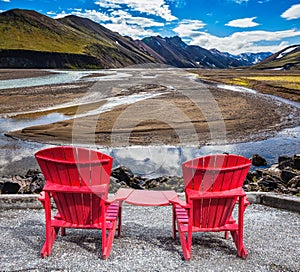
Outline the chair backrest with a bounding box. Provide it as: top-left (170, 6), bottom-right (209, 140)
top-left (182, 154), bottom-right (251, 229)
top-left (190, 195), bottom-right (237, 229)
top-left (182, 154), bottom-right (251, 193)
top-left (35, 146), bottom-right (113, 225)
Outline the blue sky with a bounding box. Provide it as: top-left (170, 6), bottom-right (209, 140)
top-left (1, 0), bottom-right (300, 54)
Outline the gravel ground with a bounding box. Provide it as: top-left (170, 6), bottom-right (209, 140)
top-left (0, 204), bottom-right (299, 272)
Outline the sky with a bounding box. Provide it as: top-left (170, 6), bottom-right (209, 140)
top-left (1, 0), bottom-right (300, 54)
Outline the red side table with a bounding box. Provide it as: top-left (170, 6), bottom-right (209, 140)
top-left (115, 188), bottom-right (178, 206)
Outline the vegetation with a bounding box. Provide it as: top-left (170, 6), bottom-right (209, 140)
top-left (252, 45), bottom-right (300, 70)
top-left (0, 9), bottom-right (156, 68)
top-left (191, 69), bottom-right (300, 102)
top-left (242, 76), bottom-right (300, 91)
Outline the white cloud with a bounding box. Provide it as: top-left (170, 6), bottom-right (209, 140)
top-left (110, 10), bottom-right (164, 27)
top-left (54, 9), bottom-right (111, 22)
top-left (231, 0), bottom-right (249, 4)
top-left (225, 17), bottom-right (259, 28)
top-left (173, 19), bottom-right (206, 37)
top-left (46, 11), bottom-right (56, 16)
top-left (103, 22), bottom-right (157, 39)
top-left (258, 0), bottom-right (270, 3)
top-left (1, 0), bottom-right (10, 2)
top-left (281, 4), bottom-right (300, 20)
top-left (94, 0), bottom-right (121, 9)
top-left (53, 8), bottom-right (162, 39)
top-left (94, 0), bottom-right (177, 21)
top-left (187, 29), bottom-right (300, 54)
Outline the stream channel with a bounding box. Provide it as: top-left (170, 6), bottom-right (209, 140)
top-left (0, 69), bottom-right (299, 177)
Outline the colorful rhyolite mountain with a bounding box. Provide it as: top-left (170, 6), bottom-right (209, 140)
top-left (0, 9), bottom-right (298, 69)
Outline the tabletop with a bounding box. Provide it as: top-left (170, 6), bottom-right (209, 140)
top-left (115, 188), bottom-right (178, 206)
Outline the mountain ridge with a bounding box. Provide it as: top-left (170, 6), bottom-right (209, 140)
top-left (0, 9), bottom-right (158, 68)
top-left (252, 45), bottom-right (300, 70)
top-left (0, 8), bottom-right (298, 69)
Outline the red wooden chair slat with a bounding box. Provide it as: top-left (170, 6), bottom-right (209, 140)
top-left (36, 146), bottom-right (121, 259)
top-left (173, 154), bottom-right (251, 260)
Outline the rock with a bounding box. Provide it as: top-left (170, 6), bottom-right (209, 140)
top-left (25, 168), bottom-right (41, 178)
top-left (111, 166), bottom-right (134, 185)
top-left (29, 175), bottom-right (45, 194)
top-left (293, 154), bottom-right (300, 170)
top-left (257, 178), bottom-right (278, 191)
top-left (287, 176), bottom-right (300, 188)
top-left (1, 182), bottom-right (20, 194)
top-left (278, 155), bottom-right (291, 164)
top-left (278, 156), bottom-right (293, 170)
top-left (281, 169), bottom-right (298, 184)
top-left (2, 153), bottom-right (300, 195)
top-left (250, 154), bottom-right (267, 167)
top-left (109, 177), bottom-right (129, 193)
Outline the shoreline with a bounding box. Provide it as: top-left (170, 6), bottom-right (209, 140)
top-left (1, 68), bottom-right (300, 177)
top-left (4, 84), bottom-right (300, 147)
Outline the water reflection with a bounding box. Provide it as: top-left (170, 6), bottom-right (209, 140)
top-left (0, 70), bottom-right (132, 89)
top-left (1, 126), bottom-right (299, 177)
top-left (100, 126), bottom-right (300, 177)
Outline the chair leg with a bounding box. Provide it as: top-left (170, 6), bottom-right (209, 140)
top-left (230, 195), bottom-right (248, 259)
top-left (172, 205), bottom-right (177, 239)
top-left (230, 230), bottom-right (248, 258)
top-left (41, 227), bottom-right (60, 258)
top-left (41, 192), bottom-right (60, 258)
top-left (177, 222), bottom-right (191, 261)
top-left (117, 205), bottom-right (122, 238)
top-left (102, 221), bottom-right (117, 259)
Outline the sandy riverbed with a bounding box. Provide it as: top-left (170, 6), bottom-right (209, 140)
top-left (1, 68), bottom-right (300, 147)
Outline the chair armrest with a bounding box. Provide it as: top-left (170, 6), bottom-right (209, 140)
top-left (38, 191), bottom-right (46, 202)
top-left (114, 188), bottom-right (134, 201)
top-left (187, 187), bottom-right (246, 200)
top-left (169, 195), bottom-right (190, 209)
top-left (105, 196), bottom-right (121, 205)
top-left (43, 183), bottom-right (107, 194)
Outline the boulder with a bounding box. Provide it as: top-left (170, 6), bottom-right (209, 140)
top-left (250, 154), bottom-right (267, 167)
top-left (111, 166), bottom-right (134, 185)
top-left (1, 182), bottom-right (20, 194)
top-left (278, 155), bottom-right (291, 164)
top-left (293, 154), bottom-right (300, 170)
top-left (281, 169), bottom-right (298, 184)
top-left (287, 176), bottom-right (300, 188)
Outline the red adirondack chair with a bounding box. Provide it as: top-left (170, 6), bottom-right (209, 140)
top-left (172, 154), bottom-right (251, 260)
top-left (36, 146), bottom-right (121, 259)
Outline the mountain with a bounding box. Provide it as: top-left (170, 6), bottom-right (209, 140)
top-left (0, 9), bottom-right (157, 68)
top-left (142, 36), bottom-right (230, 68)
top-left (0, 9), bottom-right (295, 70)
top-left (209, 49), bottom-right (271, 66)
top-left (142, 36), bottom-right (272, 68)
top-left (251, 45), bottom-right (300, 70)
top-left (236, 52), bottom-right (272, 65)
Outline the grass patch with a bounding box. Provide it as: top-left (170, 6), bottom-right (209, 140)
top-left (241, 76), bottom-right (300, 91)
top-left (244, 75), bottom-right (300, 83)
top-left (225, 78), bottom-right (251, 87)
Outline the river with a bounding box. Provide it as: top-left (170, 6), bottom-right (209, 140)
top-left (0, 69), bottom-right (299, 177)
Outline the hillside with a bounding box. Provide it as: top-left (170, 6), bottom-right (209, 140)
top-left (142, 36), bottom-right (271, 68)
top-left (0, 9), bottom-right (296, 70)
top-left (142, 36), bottom-right (228, 68)
top-left (0, 9), bottom-right (157, 68)
top-left (252, 45), bottom-right (300, 70)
